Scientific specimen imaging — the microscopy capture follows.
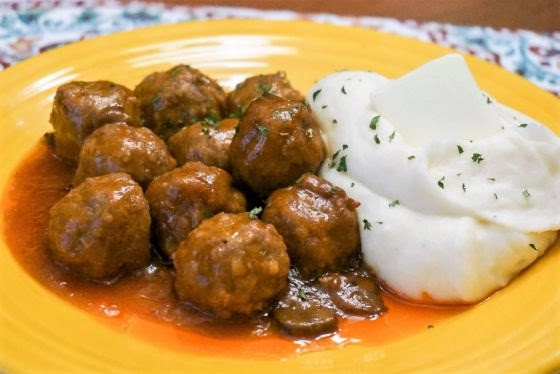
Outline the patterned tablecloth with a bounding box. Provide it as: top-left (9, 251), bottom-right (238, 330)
top-left (1, 0), bottom-right (559, 96)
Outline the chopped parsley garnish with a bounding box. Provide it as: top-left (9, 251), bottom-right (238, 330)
top-left (332, 149), bottom-right (341, 160)
top-left (258, 81), bottom-right (271, 94)
top-left (330, 185), bottom-right (340, 194)
top-left (518, 123), bottom-right (528, 128)
top-left (522, 189), bottom-right (531, 198)
top-left (234, 125), bottom-right (240, 134)
top-left (336, 155), bottom-right (348, 172)
top-left (342, 144), bottom-right (348, 150)
top-left (201, 127), bottom-right (211, 137)
top-left (321, 105), bottom-right (327, 109)
top-left (328, 160), bottom-right (336, 168)
top-left (388, 200), bottom-right (400, 207)
top-left (363, 219), bottom-right (372, 231)
top-left (377, 221), bottom-right (383, 224)
top-left (472, 153), bottom-right (484, 163)
top-left (408, 155), bottom-right (416, 160)
top-left (494, 193), bottom-right (498, 200)
top-left (332, 119), bottom-right (338, 124)
top-left (486, 97), bottom-right (492, 104)
top-left (341, 86), bottom-right (347, 94)
top-left (462, 183), bottom-right (467, 192)
top-left (488, 178), bottom-right (496, 182)
top-left (312, 89), bottom-right (322, 101)
top-left (249, 206), bottom-right (262, 219)
top-left (297, 288), bottom-right (307, 301)
top-left (374, 134), bottom-right (380, 144)
top-left (388, 131), bottom-right (396, 142)
top-left (437, 176), bottom-right (445, 189)
top-left (351, 182), bottom-right (355, 188)
top-left (306, 128), bottom-right (314, 138)
top-left (151, 95), bottom-right (163, 110)
top-left (529, 243), bottom-right (538, 251)
top-left (457, 145), bottom-right (464, 154)
top-left (202, 115), bottom-right (219, 127)
top-left (370, 115), bottom-right (380, 130)
top-left (256, 124), bottom-right (268, 137)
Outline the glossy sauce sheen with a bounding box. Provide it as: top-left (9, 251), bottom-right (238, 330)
top-left (2, 140), bottom-right (467, 359)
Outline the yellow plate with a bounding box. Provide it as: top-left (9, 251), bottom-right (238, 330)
top-left (1, 20), bottom-right (559, 373)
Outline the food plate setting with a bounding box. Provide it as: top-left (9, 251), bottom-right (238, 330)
top-left (0, 20), bottom-right (559, 373)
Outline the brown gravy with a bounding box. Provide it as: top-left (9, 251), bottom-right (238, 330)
top-left (2, 139), bottom-right (467, 359)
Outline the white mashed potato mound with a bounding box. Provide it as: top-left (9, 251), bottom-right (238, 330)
top-left (307, 54), bottom-right (560, 304)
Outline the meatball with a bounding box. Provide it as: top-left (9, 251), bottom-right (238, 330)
top-left (262, 173), bottom-right (360, 277)
top-left (49, 80), bottom-right (141, 163)
top-left (173, 212), bottom-right (290, 318)
top-left (229, 95), bottom-right (326, 194)
top-left (226, 71), bottom-right (303, 116)
top-left (134, 65), bottom-right (226, 139)
top-left (167, 118), bottom-right (237, 170)
top-left (48, 173), bottom-right (151, 280)
top-left (73, 123), bottom-right (176, 187)
top-left (145, 162), bottom-right (246, 256)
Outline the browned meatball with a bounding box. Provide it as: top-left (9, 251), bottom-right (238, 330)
top-left (229, 95), bottom-right (326, 194)
top-left (48, 173), bottom-right (151, 280)
top-left (134, 65), bottom-right (226, 139)
top-left (167, 118), bottom-right (237, 170)
top-left (173, 212), bottom-right (290, 318)
top-left (262, 173), bottom-right (360, 277)
top-left (145, 162), bottom-right (246, 256)
top-left (226, 71), bottom-right (303, 117)
top-left (73, 123), bottom-right (176, 187)
top-left (49, 81), bottom-right (141, 163)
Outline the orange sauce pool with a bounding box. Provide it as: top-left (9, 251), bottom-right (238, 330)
top-left (2, 140), bottom-right (468, 359)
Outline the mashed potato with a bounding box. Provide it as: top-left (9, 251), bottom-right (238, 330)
top-left (307, 54), bottom-right (560, 304)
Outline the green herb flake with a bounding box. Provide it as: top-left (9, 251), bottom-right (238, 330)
top-left (388, 200), bottom-right (400, 208)
top-left (377, 221), bottom-right (383, 225)
top-left (472, 153), bottom-right (484, 164)
top-left (494, 193), bottom-right (498, 200)
top-left (312, 89), bottom-right (322, 101)
top-left (522, 189), bottom-right (531, 199)
top-left (370, 115), bottom-right (380, 130)
top-left (388, 131), bottom-right (396, 142)
top-left (342, 144), bottom-right (348, 150)
top-left (363, 219), bottom-right (372, 231)
top-left (258, 81), bottom-right (271, 94)
top-left (518, 123), bottom-right (528, 128)
top-left (201, 127), bottom-right (211, 137)
top-left (488, 178), bottom-right (496, 182)
top-left (351, 182), bottom-right (355, 188)
top-left (457, 145), bottom-right (464, 154)
top-left (256, 124), bottom-right (268, 137)
top-left (427, 325), bottom-right (434, 329)
top-left (336, 155), bottom-right (348, 172)
top-left (332, 149), bottom-right (341, 160)
top-left (321, 104), bottom-right (327, 109)
top-left (341, 86), bottom-right (347, 94)
top-left (151, 95), bottom-right (162, 110)
top-left (249, 206), bottom-right (263, 219)
top-left (529, 243), bottom-right (538, 251)
top-left (374, 134), bottom-right (380, 144)
top-left (306, 128), bottom-right (314, 139)
top-left (297, 288), bottom-right (307, 301)
top-left (330, 185), bottom-right (340, 194)
top-left (486, 97), bottom-right (492, 104)
top-left (462, 183), bottom-right (467, 192)
top-left (408, 155), bottom-right (416, 160)
top-left (437, 176), bottom-right (445, 189)
top-left (328, 161), bottom-right (336, 168)
top-left (332, 119), bottom-right (338, 124)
